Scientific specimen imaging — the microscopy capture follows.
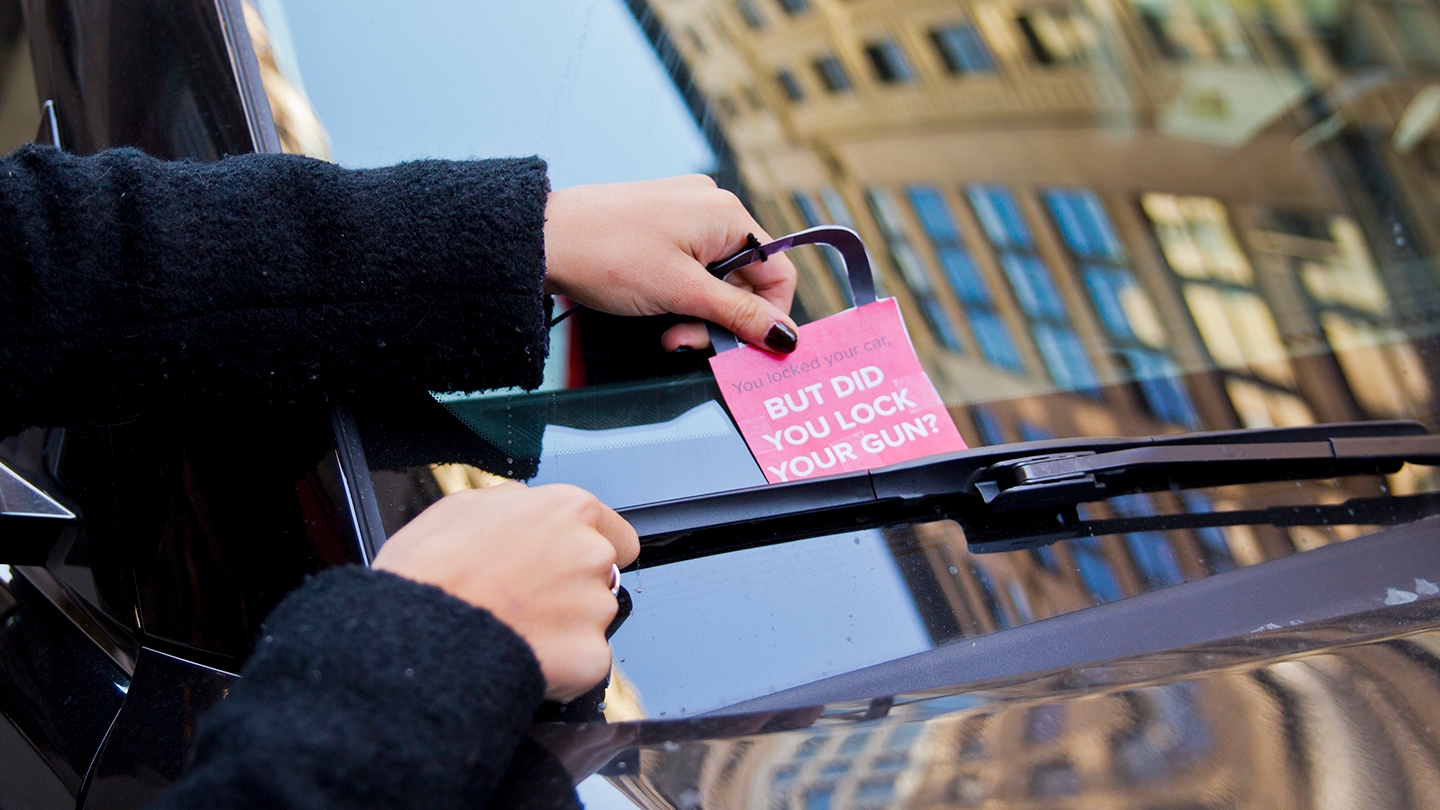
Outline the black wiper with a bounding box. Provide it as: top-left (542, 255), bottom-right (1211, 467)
top-left (619, 420), bottom-right (1440, 566)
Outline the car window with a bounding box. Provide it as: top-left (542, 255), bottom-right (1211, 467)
top-left (0, 1), bottom-right (37, 154)
top-left (262, 0), bottom-right (1440, 716)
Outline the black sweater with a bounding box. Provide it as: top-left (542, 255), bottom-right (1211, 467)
top-left (0, 144), bottom-right (550, 434)
top-left (0, 146), bottom-right (583, 808)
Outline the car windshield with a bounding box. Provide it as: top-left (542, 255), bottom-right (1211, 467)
top-left (265, 0), bottom-right (1440, 721)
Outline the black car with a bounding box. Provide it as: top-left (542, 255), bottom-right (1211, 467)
top-left (7, 0), bottom-right (1440, 808)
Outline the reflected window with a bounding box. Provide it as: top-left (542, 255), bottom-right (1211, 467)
top-left (806, 186), bottom-right (886, 303)
top-left (1015, 3), bottom-right (1101, 66)
top-left (885, 724), bottom-right (922, 750)
top-left (1115, 683), bottom-right (1213, 781)
top-left (1034, 545), bottom-right (1062, 572)
top-left (821, 187), bottom-right (886, 298)
top-left (865, 40), bottom-right (916, 83)
top-left (777, 69), bottom-right (806, 101)
top-left (969, 185), bottom-right (1101, 393)
top-left (1180, 493), bottom-right (1236, 572)
top-left (685, 27), bottom-right (707, 54)
top-left (872, 751), bottom-right (910, 770)
top-left (838, 731), bottom-right (873, 755)
top-left (1371, 0), bottom-right (1440, 69)
top-left (854, 777), bottom-right (897, 801)
top-left (736, 0), bottom-right (767, 30)
top-left (1029, 759), bottom-right (1080, 797)
top-left (814, 55), bottom-right (854, 93)
top-left (908, 185), bottom-right (1025, 371)
top-left (971, 563), bottom-right (1013, 629)
top-left (1072, 537), bottom-right (1124, 603)
top-left (1110, 494), bottom-right (1185, 587)
top-left (931, 23), bottom-right (998, 74)
top-left (1026, 703), bottom-right (1067, 742)
top-left (1045, 189), bottom-right (1199, 427)
top-left (804, 786), bottom-right (836, 810)
top-left (1269, 214), bottom-right (1431, 419)
top-left (970, 406), bottom-right (1008, 445)
top-left (868, 187), bottom-right (964, 351)
top-left (742, 85), bottom-right (765, 111)
top-left (819, 761), bottom-right (849, 778)
top-left (1008, 580), bottom-right (1037, 622)
top-left (795, 735), bottom-right (829, 760)
top-left (793, 190), bottom-right (854, 302)
top-left (1018, 420), bottom-right (1054, 442)
top-left (820, 187), bottom-right (858, 229)
top-left (1142, 193), bottom-right (1314, 429)
top-left (1130, 0), bottom-right (1253, 62)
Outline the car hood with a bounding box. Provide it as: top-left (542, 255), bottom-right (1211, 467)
top-left (538, 595), bottom-right (1440, 808)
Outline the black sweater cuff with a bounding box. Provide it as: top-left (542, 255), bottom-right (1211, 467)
top-left (0, 146), bottom-right (551, 432)
top-left (151, 567), bottom-right (549, 810)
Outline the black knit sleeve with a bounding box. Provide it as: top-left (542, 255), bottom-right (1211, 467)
top-left (147, 567), bottom-right (560, 810)
top-left (0, 145), bottom-right (551, 433)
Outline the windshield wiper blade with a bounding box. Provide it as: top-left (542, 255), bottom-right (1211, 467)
top-left (619, 420), bottom-right (1440, 566)
top-left (1067, 491), bottom-right (1440, 536)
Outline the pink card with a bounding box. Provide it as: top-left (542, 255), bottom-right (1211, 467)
top-left (710, 298), bottom-right (967, 483)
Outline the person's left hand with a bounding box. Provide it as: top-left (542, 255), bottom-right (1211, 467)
top-left (543, 175), bottom-right (800, 353)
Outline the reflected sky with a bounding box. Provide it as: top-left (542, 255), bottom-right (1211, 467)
top-left (275, 0), bottom-right (715, 188)
top-left (613, 530), bottom-right (932, 717)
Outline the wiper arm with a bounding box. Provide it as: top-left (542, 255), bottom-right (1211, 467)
top-left (975, 432), bottom-right (1440, 511)
top-left (619, 420), bottom-right (1440, 566)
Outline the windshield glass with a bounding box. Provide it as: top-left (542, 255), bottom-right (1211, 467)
top-left (269, 0), bottom-right (1440, 718)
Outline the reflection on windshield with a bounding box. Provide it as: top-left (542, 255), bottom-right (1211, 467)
top-left (364, 382), bottom-right (1423, 715)
top-left (333, 0), bottom-right (1440, 730)
top-left (598, 603), bottom-right (1440, 809)
top-left (627, 0), bottom-right (1440, 441)
top-left (612, 529), bottom-right (932, 717)
top-left (243, 1), bottom-right (331, 159)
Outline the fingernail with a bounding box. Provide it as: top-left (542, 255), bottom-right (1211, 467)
top-left (764, 322), bottom-right (798, 353)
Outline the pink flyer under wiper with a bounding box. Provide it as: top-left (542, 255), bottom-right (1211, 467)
top-left (710, 297), bottom-right (967, 483)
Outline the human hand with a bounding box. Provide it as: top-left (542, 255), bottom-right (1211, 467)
top-left (372, 482), bottom-right (640, 702)
top-left (543, 175), bottom-right (800, 353)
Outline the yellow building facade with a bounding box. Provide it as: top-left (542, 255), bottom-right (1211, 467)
top-left (629, 0), bottom-right (1440, 642)
top-left (613, 630), bottom-right (1440, 808)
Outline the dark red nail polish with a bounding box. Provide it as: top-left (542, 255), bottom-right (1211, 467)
top-left (764, 322), bottom-right (798, 353)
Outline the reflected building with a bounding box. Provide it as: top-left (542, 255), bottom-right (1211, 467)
top-left (625, 0), bottom-right (1440, 636)
top-left (242, 1), bottom-right (332, 160)
top-left (611, 622), bottom-right (1440, 808)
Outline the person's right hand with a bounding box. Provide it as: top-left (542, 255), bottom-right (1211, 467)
top-left (543, 175), bottom-right (800, 353)
top-left (371, 482), bottom-right (639, 703)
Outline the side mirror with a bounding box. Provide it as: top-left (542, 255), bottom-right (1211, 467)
top-left (1, 460), bottom-right (75, 564)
